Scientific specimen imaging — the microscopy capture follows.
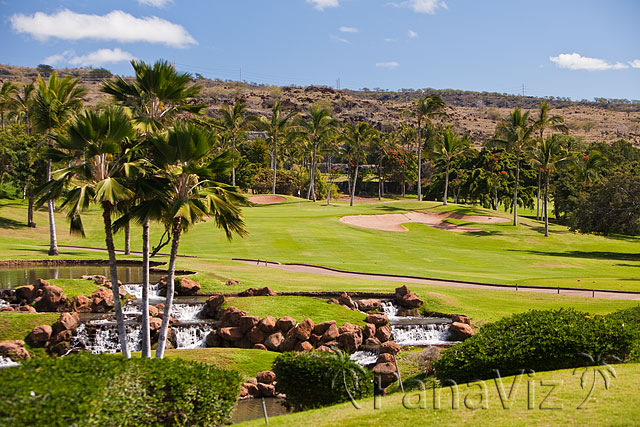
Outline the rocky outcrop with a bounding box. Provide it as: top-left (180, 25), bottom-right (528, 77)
top-left (27, 324), bottom-right (53, 347)
top-left (240, 370), bottom-right (282, 399)
top-left (47, 312), bottom-right (81, 356)
top-left (238, 287), bottom-right (277, 297)
top-left (448, 322), bottom-right (474, 341)
top-left (158, 276), bottom-right (201, 296)
top-left (0, 340), bottom-right (31, 361)
top-left (394, 285), bottom-right (423, 309)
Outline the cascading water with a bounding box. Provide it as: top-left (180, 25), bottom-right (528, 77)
top-left (121, 284), bottom-right (162, 300)
top-left (381, 301), bottom-right (399, 319)
top-left (0, 298), bottom-right (9, 308)
top-left (170, 304), bottom-right (204, 322)
top-left (175, 324), bottom-right (215, 349)
top-left (350, 350), bottom-right (379, 367)
top-left (0, 356), bottom-right (19, 368)
top-left (391, 324), bottom-right (451, 346)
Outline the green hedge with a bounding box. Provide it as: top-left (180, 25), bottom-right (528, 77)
top-left (0, 353), bottom-right (241, 426)
top-left (606, 305), bottom-right (640, 362)
top-left (434, 308), bottom-right (636, 384)
top-left (273, 351), bottom-right (374, 412)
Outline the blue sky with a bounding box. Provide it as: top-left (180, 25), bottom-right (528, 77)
top-left (1, 0), bottom-right (639, 100)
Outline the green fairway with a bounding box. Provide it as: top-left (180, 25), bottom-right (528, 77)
top-left (0, 312), bottom-right (59, 341)
top-left (162, 348), bottom-right (278, 380)
top-left (242, 363), bottom-right (640, 426)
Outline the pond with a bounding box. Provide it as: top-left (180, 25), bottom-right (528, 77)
top-left (231, 397), bottom-right (289, 424)
top-left (0, 265), bottom-right (166, 288)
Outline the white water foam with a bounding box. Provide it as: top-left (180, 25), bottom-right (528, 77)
top-left (175, 324), bottom-right (216, 349)
top-left (0, 356), bottom-right (20, 368)
top-left (171, 304), bottom-right (204, 321)
top-left (381, 301), bottom-right (399, 318)
top-left (121, 284), bottom-right (162, 300)
top-left (391, 324), bottom-right (451, 346)
top-left (350, 351), bottom-right (379, 366)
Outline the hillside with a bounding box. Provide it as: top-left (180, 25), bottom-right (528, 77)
top-left (2, 63), bottom-right (639, 145)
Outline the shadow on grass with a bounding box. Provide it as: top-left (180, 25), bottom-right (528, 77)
top-left (464, 230), bottom-right (504, 237)
top-left (512, 249), bottom-right (640, 262)
top-left (0, 217), bottom-right (25, 229)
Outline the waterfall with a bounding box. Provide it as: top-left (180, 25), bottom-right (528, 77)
top-left (391, 324), bottom-right (451, 346)
top-left (121, 283), bottom-right (162, 300)
top-left (381, 301), bottom-right (399, 318)
top-left (174, 324), bottom-right (216, 349)
top-left (350, 350), bottom-right (379, 367)
top-left (0, 356), bottom-right (20, 369)
top-left (170, 304), bottom-right (204, 321)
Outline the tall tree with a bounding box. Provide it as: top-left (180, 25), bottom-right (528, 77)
top-left (32, 72), bottom-right (86, 255)
top-left (297, 105), bottom-right (337, 201)
top-left (255, 102), bottom-right (295, 195)
top-left (151, 123), bottom-right (247, 359)
top-left (38, 106), bottom-right (136, 356)
top-left (532, 102), bottom-right (567, 220)
top-left (408, 94), bottom-right (447, 201)
top-left (341, 122), bottom-right (374, 206)
top-left (493, 107), bottom-right (535, 226)
top-left (529, 135), bottom-right (568, 236)
top-left (219, 100), bottom-right (249, 186)
top-left (11, 83), bottom-right (35, 136)
top-left (0, 82), bottom-right (18, 130)
top-left (431, 128), bottom-right (470, 205)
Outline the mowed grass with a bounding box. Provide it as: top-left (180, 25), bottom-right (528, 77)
top-left (0, 312), bottom-right (59, 341)
top-left (224, 296), bottom-right (367, 326)
top-left (242, 363), bottom-right (640, 427)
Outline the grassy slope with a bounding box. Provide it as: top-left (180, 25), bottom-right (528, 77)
top-left (243, 363), bottom-right (640, 426)
top-left (0, 313), bottom-right (59, 341)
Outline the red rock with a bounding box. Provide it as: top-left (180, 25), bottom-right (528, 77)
top-left (93, 275), bottom-right (107, 285)
top-left (90, 287), bottom-right (114, 313)
top-left (203, 294), bottom-right (225, 317)
top-left (309, 333), bottom-right (322, 346)
top-left (451, 314), bottom-right (471, 325)
top-left (52, 312), bottom-right (80, 335)
top-left (258, 316), bottom-right (277, 333)
top-left (321, 324), bottom-right (339, 341)
top-left (372, 362), bottom-right (398, 388)
top-left (226, 279), bottom-right (241, 286)
top-left (292, 318), bottom-right (314, 341)
top-left (376, 353), bottom-right (395, 364)
top-left (177, 277), bottom-right (200, 296)
top-left (73, 295), bottom-right (92, 312)
top-left (315, 345), bottom-right (334, 353)
top-left (338, 292), bottom-right (355, 309)
top-left (337, 331), bottom-right (362, 352)
top-left (219, 327), bottom-right (243, 341)
top-left (246, 383), bottom-right (260, 397)
top-left (313, 320), bottom-right (336, 335)
top-left (247, 326), bottom-right (266, 344)
top-left (239, 316), bottom-right (260, 334)
top-left (280, 336), bottom-right (298, 352)
top-left (295, 341), bottom-right (314, 352)
top-left (0, 340), bottom-right (30, 360)
top-left (148, 305), bottom-right (159, 317)
top-left (363, 323), bottom-right (376, 339)
top-left (379, 341), bottom-right (401, 355)
top-left (17, 305), bottom-right (37, 313)
top-left (27, 325), bottom-right (52, 346)
top-left (375, 325), bottom-right (392, 342)
top-left (276, 316), bottom-right (296, 332)
top-left (257, 383), bottom-right (276, 397)
top-left (399, 293), bottom-right (423, 309)
top-left (356, 299), bottom-right (382, 311)
top-left (365, 314), bottom-right (389, 326)
top-left (395, 285), bottom-right (410, 297)
top-left (253, 343), bottom-right (268, 351)
top-left (338, 322), bottom-right (360, 334)
top-left (0, 306), bottom-right (14, 312)
top-left (362, 337), bottom-right (382, 350)
top-left (257, 370), bottom-right (277, 384)
top-left (206, 331), bottom-right (221, 347)
top-left (33, 284), bottom-right (65, 312)
top-left (240, 385), bottom-right (249, 398)
top-left (264, 332), bottom-right (285, 351)
top-left (34, 278), bottom-right (50, 289)
top-left (220, 306), bottom-right (247, 326)
top-left (449, 322), bottom-right (474, 341)
top-left (239, 287), bottom-right (277, 297)
top-left (15, 285), bottom-right (35, 303)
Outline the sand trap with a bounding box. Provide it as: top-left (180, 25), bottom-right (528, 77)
top-left (340, 211), bottom-right (509, 232)
top-left (249, 195), bottom-right (287, 205)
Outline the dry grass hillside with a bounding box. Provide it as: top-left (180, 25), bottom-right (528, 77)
top-left (3, 63), bottom-right (639, 146)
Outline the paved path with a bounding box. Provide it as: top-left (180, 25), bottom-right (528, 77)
top-left (234, 259), bottom-right (640, 301)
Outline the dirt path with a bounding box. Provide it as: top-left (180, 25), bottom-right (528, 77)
top-left (234, 259), bottom-right (640, 301)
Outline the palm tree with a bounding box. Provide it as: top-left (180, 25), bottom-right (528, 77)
top-left (493, 107), bottom-right (535, 226)
top-left (529, 135), bottom-right (568, 237)
top-left (431, 128), bottom-right (470, 205)
top-left (150, 123), bottom-right (247, 359)
top-left (11, 83), bottom-right (35, 136)
top-left (341, 122), bottom-right (374, 206)
top-left (32, 73), bottom-right (86, 256)
top-left (38, 106), bottom-right (136, 356)
top-left (255, 102), bottom-right (296, 194)
top-left (532, 102), bottom-right (567, 220)
top-left (572, 149), bottom-right (605, 185)
top-left (219, 100), bottom-right (249, 186)
top-left (408, 94), bottom-right (447, 201)
top-left (0, 81), bottom-right (18, 130)
top-left (297, 105), bottom-right (337, 201)
top-left (370, 131), bottom-right (396, 200)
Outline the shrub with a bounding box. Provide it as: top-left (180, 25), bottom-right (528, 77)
top-left (273, 351), bottom-right (374, 411)
top-left (433, 309), bottom-right (635, 384)
top-left (0, 353), bottom-right (241, 426)
top-left (606, 305), bottom-right (640, 362)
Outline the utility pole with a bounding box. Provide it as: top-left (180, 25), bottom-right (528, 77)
top-left (337, 78), bottom-right (340, 90)
top-left (239, 67), bottom-right (242, 82)
top-left (522, 83), bottom-right (525, 97)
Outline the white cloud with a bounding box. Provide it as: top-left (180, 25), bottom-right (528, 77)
top-left (388, 0), bottom-right (447, 14)
top-left (384, 38), bottom-right (398, 42)
top-left (138, 0), bottom-right (173, 7)
top-left (376, 61), bottom-right (399, 69)
top-left (339, 26), bottom-right (358, 33)
top-left (549, 53), bottom-right (629, 71)
top-left (306, 0), bottom-right (339, 11)
top-left (10, 9), bottom-right (196, 48)
top-left (408, 29), bottom-right (419, 38)
top-left (329, 34), bottom-right (350, 44)
top-left (43, 48), bottom-right (135, 67)
top-left (629, 59), bottom-right (640, 69)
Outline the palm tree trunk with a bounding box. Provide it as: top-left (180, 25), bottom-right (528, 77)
top-left (416, 118), bottom-right (422, 202)
top-left (156, 217), bottom-right (182, 359)
top-left (102, 202), bottom-right (129, 357)
top-left (141, 219), bottom-right (151, 358)
top-left (544, 173), bottom-right (549, 237)
top-left (232, 137), bottom-right (236, 187)
top-left (513, 151), bottom-right (520, 226)
top-left (443, 160), bottom-right (450, 205)
top-left (378, 160), bottom-right (382, 201)
top-left (27, 192), bottom-right (36, 228)
top-left (308, 143), bottom-right (317, 201)
top-left (272, 138), bottom-right (277, 195)
top-left (350, 162), bottom-right (359, 207)
top-left (346, 164), bottom-right (352, 196)
top-left (46, 159), bottom-right (58, 256)
top-left (124, 221), bottom-right (131, 255)
top-left (536, 170), bottom-right (541, 220)
top-left (493, 180), bottom-right (498, 211)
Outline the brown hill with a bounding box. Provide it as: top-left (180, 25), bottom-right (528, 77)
top-left (2, 63), bottom-right (639, 145)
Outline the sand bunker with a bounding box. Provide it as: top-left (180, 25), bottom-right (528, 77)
top-left (340, 211), bottom-right (509, 232)
top-left (249, 195), bottom-right (287, 205)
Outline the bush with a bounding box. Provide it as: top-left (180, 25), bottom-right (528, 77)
top-left (606, 305), bottom-right (640, 362)
top-left (433, 309), bottom-right (635, 384)
top-left (0, 353), bottom-right (241, 426)
top-left (273, 351), bottom-right (374, 411)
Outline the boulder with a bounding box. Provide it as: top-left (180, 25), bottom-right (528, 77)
top-left (280, 336), bottom-right (299, 352)
top-left (177, 277), bottom-right (200, 296)
top-left (240, 385), bottom-right (249, 398)
top-left (451, 314), bottom-right (471, 325)
top-left (0, 340), bottom-right (30, 360)
top-left (257, 370), bottom-right (277, 384)
top-left (15, 285), bottom-right (36, 303)
top-left (398, 293), bottom-right (423, 309)
top-left (149, 317), bottom-right (163, 342)
top-left (219, 327), bottom-right (243, 341)
top-left (73, 295), bottom-right (92, 313)
top-left (379, 341), bottom-right (401, 355)
top-left (205, 331), bottom-right (222, 348)
top-left (276, 316), bottom-right (296, 332)
top-left (245, 383), bottom-right (260, 397)
top-left (363, 323), bottom-right (376, 339)
top-left (295, 341), bottom-right (314, 352)
top-left (203, 295), bottom-right (225, 318)
top-left (356, 299), bottom-right (382, 312)
top-left (372, 362), bottom-right (398, 389)
top-left (448, 322), bottom-right (474, 341)
top-left (27, 325), bottom-right (52, 347)
top-left (52, 312), bottom-right (80, 335)
top-left (375, 325), bottom-right (392, 343)
top-left (309, 333), bottom-right (322, 346)
top-left (17, 305), bottom-right (37, 313)
top-left (313, 320), bottom-right (336, 336)
top-left (247, 326), bottom-right (266, 344)
top-left (33, 284), bottom-right (65, 312)
top-left (0, 306), bottom-right (14, 312)
top-left (292, 318), bottom-right (314, 341)
top-left (93, 275), bottom-right (107, 285)
top-left (337, 292), bottom-right (355, 309)
top-left (257, 383), bottom-right (276, 397)
top-left (239, 316), bottom-right (260, 334)
top-left (148, 305), bottom-right (159, 317)
top-left (337, 330), bottom-right (362, 352)
top-left (258, 316), bottom-right (277, 334)
top-left (220, 306), bottom-right (247, 327)
top-left (226, 279), bottom-right (242, 286)
top-left (90, 287), bottom-right (115, 313)
top-left (321, 324), bottom-right (339, 342)
top-left (253, 343), bottom-right (268, 351)
top-left (376, 353), bottom-right (395, 364)
top-left (48, 340), bottom-right (71, 357)
top-left (361, 337), bottom-right (382, 350)
top-left (365, 314), bottom-right (389, 326)
top-left (315, 345), bottom-right (334, 353)
top-left (338, 322), bottom-right (360, 334)
top-left (264, 332), bottom-right (284, 351)
top-left (238, 287), bottom-right (277, 297)
top-left (395, 285), bottom-right (410, 297)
